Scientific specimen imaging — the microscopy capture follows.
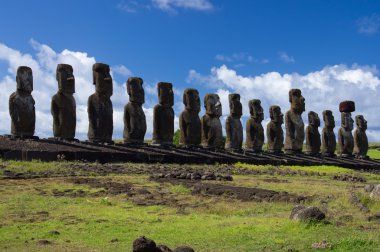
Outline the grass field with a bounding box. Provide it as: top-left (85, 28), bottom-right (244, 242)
top-left (0, 150), bottom-right (380, 251)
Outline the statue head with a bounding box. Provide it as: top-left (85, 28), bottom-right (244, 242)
top-left (204, 93), bottom-right (222, 117)
top-left (322, 110), bottom-right (335, 129)
top-left (269, 105), bottom-right (283, 124)
top-left (183, 88), bottom-right (200, 112)
top-left (56, 64), bottom-right (75, 94)
top-left (16, 66), bottom-right (33, 93)
top-left (289, 89), bottom-right (305, 113)
top-left (229, 93), bottom-right (242, 118)
top-left (249, 99), bottom-right (264, 122)
top-left (127, 77), bottom-right (144, 105)
top-left (308, 111), bottom-right (320, 127)
top-left (341, 112), bottom-right (354, 131)
top-left (355, 115), bottom-right (367, 131)
top-left (93, 63), bottom-right (113, 97)
top-left (157, 82), bottom-right (174, 107)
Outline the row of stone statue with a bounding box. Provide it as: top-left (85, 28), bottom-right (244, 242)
top-left (8, 64), bottom-right (368, 158)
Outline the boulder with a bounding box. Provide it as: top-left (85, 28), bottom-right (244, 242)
top-left (290, 205), bottom-right (325, 222)
top-left (174, 246), bottom-right (195, 252)
top-left (370, 184), bottom-right (380, 201)
top-left (133, 236), bottom-right (157, 252)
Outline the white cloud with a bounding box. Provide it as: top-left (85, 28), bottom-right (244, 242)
top-left (117, 1), bottom-right (140, 13)
top-left (152, 0), bottom-right (214, 13)
top-left (356, 14), bottom-right (380, 35)
top-left (187, 64), bottom-right (380, 141)
top-left (112, 64), bottom-right (132, 77)
top-left (215, 52), bottom-right (267, 65)
top-left (0, 40), bottom-right (143, 140)
top-left (279, 51), bottom-right (295, 63)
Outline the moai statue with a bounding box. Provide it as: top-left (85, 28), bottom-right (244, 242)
top-left (51, 64), bottom-right (76, 140)
top-left (152, 82), bottom-right (174, 145)
top-left (305, 111), bottom-right (321, 155)
top-left (225, 94), bottom-right (243, 150)
top-left (321, 110), bottom-right (336, 157)
top-left (123, 77), bottom-right (146, 144)
top-left (267, 105), bottom-right (284, 153)
top-left (179, 88), bottom-right (201, 146)
top-left (353, 115), bottom-right (368, 159)
top-left (246, 99), bottom-right (264, 152)
top-left (87, 63), bottom-right (113, 143)
top-left (338, 101), bottom-right (355, 157)
top-left (201, 93), bottom-right (224, 149)
top-left (284, 89), bottom-right (305, 154)
top-left (9, 66), bottom-right (36, 137)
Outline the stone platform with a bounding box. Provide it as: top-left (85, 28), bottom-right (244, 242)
top-left (0, 136), bottom-right (379, 170)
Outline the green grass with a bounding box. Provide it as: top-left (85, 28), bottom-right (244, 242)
top-left (1, 160), bottom-right (380, 252)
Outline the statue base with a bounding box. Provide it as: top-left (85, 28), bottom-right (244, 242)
top-left (284, 149), bottom-right (303, 155)
top-left (3, 134), bottom-right (39, 140)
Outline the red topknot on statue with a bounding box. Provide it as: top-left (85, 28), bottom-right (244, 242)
top-left (339, 101), bottom-right (355, 113)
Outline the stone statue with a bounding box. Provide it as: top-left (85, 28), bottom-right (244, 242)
top-left (225, 94), bottom-right (243, 150)
top-left (338, 101), bottom-right (355, 157)
top-left (321, 110), bottom-right (336, 156)
top-left (305, 111), bottom-right (321, 155)
top-left (267, 105), bottom-right (284, 153)
top-left (246, 99), bottom-right (264, 152)
top-left (123, 77), bottom-right (146, 144)
top-left (284, 89), bottom-right (305, 154)
top-left (87, 63), bottom-right (113, 143)
top-left (9, 66), bottom-right (35, 137)
top-left (201, 93), bottom-right (224, 149)
top-left (152, 82), bottom-right (174, 145)
top-left (179, 88), bottom-right (201, 146)
top-left (353, 115), bottom-right (368, 159)
top-left (51, 64), bottom-right (76, 140)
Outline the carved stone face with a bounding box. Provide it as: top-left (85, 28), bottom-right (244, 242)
top-left (16, 66), bottom-right (33, 93)
top-left (183, 88), bottom-right (200, 112)
top-left (204, 94), bottom-right (222, 117)
top-left (57, 64), bottom-right (75, 94)
top-left (323, 110), bottom-right (335, 128)
top-left (341, 112), bottom-right (354, 130)
top-left (270, 106), bottom-right (283, 124)
top-left (289, 89), bottom-right (305, 113)
top-left (93, 63), bottom-right (113, 97)
top-left (127, 77), bottom-right (145, 105)
top-left (157, 82), bottom-right (174, 107)
top-left (356, 115), bottom-right (367, 131)
top-left (229, 94), bottom-right (242, 118)
top-left (308, 111), bottom-right (320, 127)
top-left (249, 99), bottom-right (264, 122)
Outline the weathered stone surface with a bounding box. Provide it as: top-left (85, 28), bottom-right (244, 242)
top-left (123, 77), bottom-right (146, 144)
top-left (245, 99), bottom-right (264, 152)
top-left (370, 184), bottom-right (380, 201)
top-left (290, 205), bottom-right (325, 222)
top-left (133, 236), bottom-right (157, 252)
top-left (201, 93), bottom-right (224, 149)
top-left (305, 111), bottom-right (321, 155)
top-left (9, 66), bottom-right (35, 137)
top-left (88, 63), bottom-right (113, 143)
top-left (174, 246), bottom-right (195, 252)
top-left (338, 101), bottom-right (355, 157)
top-left (267, 105), bottom-right (284, 153)
top-left (179, 88), bottom-right (201, 146)
top-left (285, 89), bottom-right (305, 154)
top-left (152, 82), bottom-right (174, 145)
top-left (157, 244), bottom-right (173, 252)
top-left (321, 110), bottom-right (336, 156)
top-left (51, 64), bottom-right (76, 139)
top-left (225, 94), bottom-right (243, 150)
top-left (353, 115), bottom-right (368, 159)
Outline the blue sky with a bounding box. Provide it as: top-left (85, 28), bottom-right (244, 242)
top-left (1, 0), bottom-right (380, 140)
